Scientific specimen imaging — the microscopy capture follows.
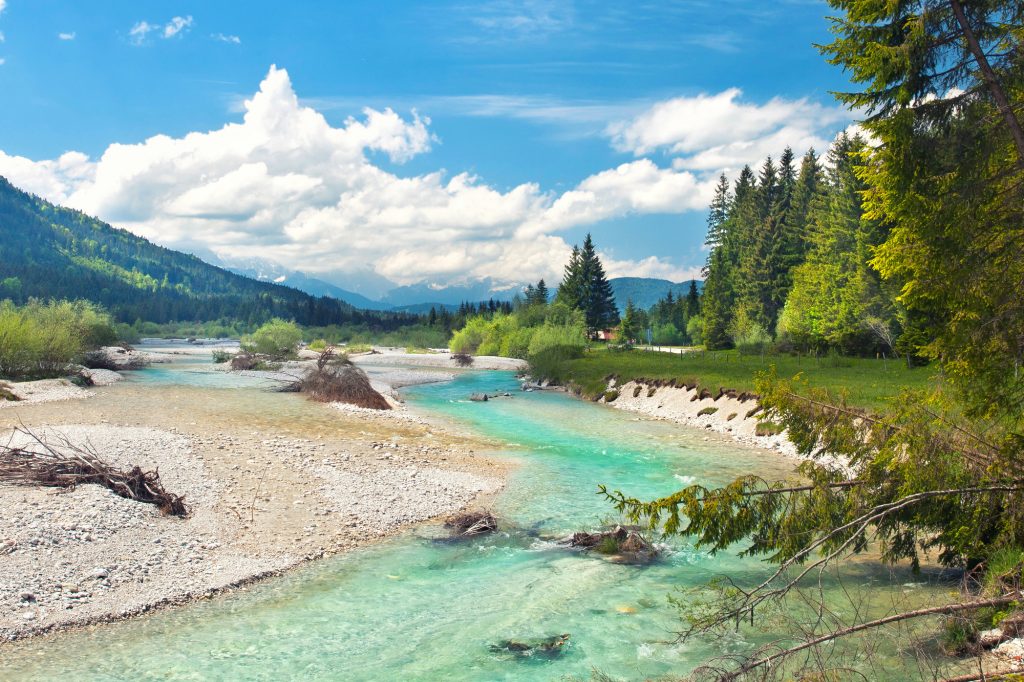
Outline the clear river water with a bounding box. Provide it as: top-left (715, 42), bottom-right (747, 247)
top-left (0, 356), bottom-right (944, 681)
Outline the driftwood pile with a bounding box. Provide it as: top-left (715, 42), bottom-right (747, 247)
top-left (444, 510), bottom-right (497, 537)
top-left (300, 348), bottom-right (391, 410)
top-left (0, 426), bottom-right (189, 517)
top-left (562, 525), bottom-right (657, 564)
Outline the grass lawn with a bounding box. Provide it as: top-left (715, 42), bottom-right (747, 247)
top-left (563, 347), bottom-right (938, 412)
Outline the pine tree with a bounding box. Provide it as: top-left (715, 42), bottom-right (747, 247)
top-left (523, 284), bottom-right (536, 305)
top-left (534, 279), bottom-right (549, 305)
top-left (578, 234), bottom-right (619, 332)
top-left (557, 235), bottom-right (618, 333)
top-left (618, 299), bottom-right (640, 345)
top-left (556, 246), bottom-right (582, 309)
top-left (703, 174), bottom-right (732, 277)
top-left (685, 280), bottom-right (700, 319)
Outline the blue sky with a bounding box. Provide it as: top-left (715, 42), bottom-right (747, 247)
top-left (0, 1), bottom-right (856, 297)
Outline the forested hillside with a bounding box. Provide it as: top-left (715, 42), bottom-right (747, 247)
top-left (608, 277), bottom-right (701, 313)
top-left (0, 177), bottom-right (416, 330)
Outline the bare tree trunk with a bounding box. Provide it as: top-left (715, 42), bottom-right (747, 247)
top-left (949, 0), bottom-right (1024, 165)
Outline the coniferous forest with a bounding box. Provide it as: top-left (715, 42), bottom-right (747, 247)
top-left (698, 135), bottom-right (908, 359)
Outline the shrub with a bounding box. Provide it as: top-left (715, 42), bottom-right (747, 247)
top-left (450, 316), bottom-right (492, 354)
top-left (452, 352), bottom-right (474, 367)
top-left (651, 322), bottom-right (685, 346)
top-left (697, 407), bottom-right (719, 416)
top-left (603, 390), bottom-right (619, 402)
top-left (755, 421), bottom-right (785, 436)
top-left (734, 323), bottom-right (772, 355)
top-left (240, 319), bottom-right (301, 358)
top-left (686, 316), bottom-right (704, 346)
top-left (526, 322), bottom-right (588, 382)
top-left (0, 300), bottom-right (117, 379)
top-left (211, 349), bottom-right (232, 364)
top-left (308, 338), bottom-right (328, 352)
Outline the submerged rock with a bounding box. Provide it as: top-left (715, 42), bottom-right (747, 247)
top-left (489, 633), bottom-right (570, 659)
top-left (469, 393), bottom-right (489, 402)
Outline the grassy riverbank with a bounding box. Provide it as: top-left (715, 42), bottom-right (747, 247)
top-left (560, 347), bottom-right (936, 411)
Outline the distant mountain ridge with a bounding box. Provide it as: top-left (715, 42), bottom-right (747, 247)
top-left (609, 277), bottom-right (703, 313)
top-left (0, 176), bottom-right (407, 328)
top-left (222, 260), bottom-right (389, 310)
top-left (220, 260), bottom-right (701, 315)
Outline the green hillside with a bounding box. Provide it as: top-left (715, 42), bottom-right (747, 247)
top-left (0, 177), bottom-right (413, 329)
top-left (609, 277), bottom-right (702, 312)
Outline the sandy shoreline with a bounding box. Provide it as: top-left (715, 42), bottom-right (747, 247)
top-left (0, 347), bottom-right (514, 644)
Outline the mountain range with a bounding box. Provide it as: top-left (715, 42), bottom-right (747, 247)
top-left (226, 257), bottom-right (701, 313)
top-left (0, 175), bottom-right (701, 321)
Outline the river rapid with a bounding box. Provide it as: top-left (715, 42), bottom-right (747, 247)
top-left (0, 355), bottom-right (946, 681)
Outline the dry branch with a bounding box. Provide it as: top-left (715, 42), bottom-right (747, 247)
top-left (0, 426), bottom-right (189, 517)
top-left (444, 510), bottom-right (497, 536)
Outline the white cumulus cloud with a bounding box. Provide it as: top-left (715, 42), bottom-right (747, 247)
top-left (58, 31), bottom-right (75, 41)
top-left (608, 88), bottom-right (850, 172)
top-left (213, 32), bottom-right (241, 44)
top-left (0, 66), bottom-right (732, 287)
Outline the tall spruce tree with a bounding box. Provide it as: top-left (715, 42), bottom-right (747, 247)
top-left (685, 280), bottom-right (700, 319)
top-left (702, 174), bottom-right (732, 276)
top-left (534, 279), bottom-right (549, 305)
top-left (557, 235), bottom-right (618, 333)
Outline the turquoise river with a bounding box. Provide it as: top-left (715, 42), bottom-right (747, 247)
top-left (0, 358), bottom-right (945, 681)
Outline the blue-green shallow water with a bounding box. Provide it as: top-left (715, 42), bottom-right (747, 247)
top-left (0, 365), bottom-right (924, 681)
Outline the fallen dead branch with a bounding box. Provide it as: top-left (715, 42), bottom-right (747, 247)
top-left (0, 425), bottom-right (189, 517)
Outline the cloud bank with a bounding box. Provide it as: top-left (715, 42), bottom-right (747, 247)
top-left (0, 67), bottom-right (848, 289)
top-left (607, 88), bottom-right (849, 172)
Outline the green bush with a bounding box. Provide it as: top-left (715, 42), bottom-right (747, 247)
top-left (449, 316), bottom-right (492, 354)
top-left (240, 319), bottom-right (302, 358)
top-left (651, 322), bottom-right (686, 346)
top-left (734, 323), bottom-right (772, 355)
top-left (686, 316), bottom-right (704, 346)
top-left (0, 299), bottom-right (117, 379)
top-left (308, 338), bottom-right (328, 352)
